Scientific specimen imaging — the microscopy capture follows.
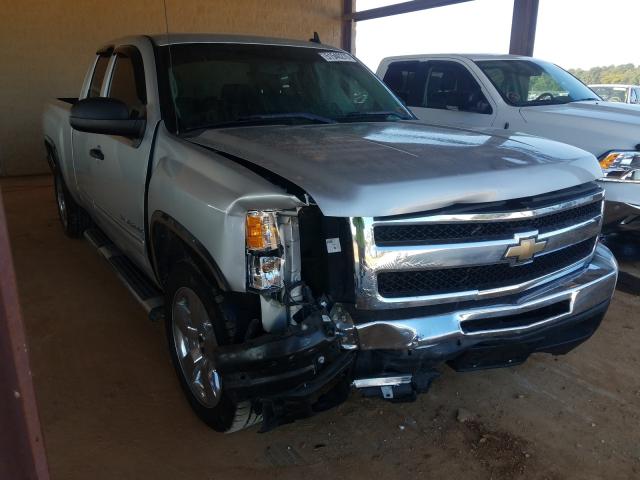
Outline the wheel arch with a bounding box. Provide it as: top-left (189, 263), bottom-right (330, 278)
top-left (149, 211), bottom-right (231, 292)
top-left (43, 136), bottom-right (58, 173)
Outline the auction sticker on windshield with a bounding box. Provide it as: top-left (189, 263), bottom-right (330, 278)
top-left (319, 52), bottom-right (356, 62)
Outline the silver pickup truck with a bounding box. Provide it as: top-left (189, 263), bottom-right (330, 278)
top-left (43, 34), bottom-right (617, 433)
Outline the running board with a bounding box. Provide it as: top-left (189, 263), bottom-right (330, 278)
top-left (84, 228), bottom-right (164, 316)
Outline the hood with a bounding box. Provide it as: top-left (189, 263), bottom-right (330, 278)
top-left (190, 121), bottom-right (602, 217)
top-left (520, 100), bottom-right (640, 156)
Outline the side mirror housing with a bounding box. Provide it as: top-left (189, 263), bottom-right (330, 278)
top-left (70, 97), bottom-right (145, 138)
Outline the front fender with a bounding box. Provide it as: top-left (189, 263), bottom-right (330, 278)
top-left (147, 125), bottom-right (303, 292)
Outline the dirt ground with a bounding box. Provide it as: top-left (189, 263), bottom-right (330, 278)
top-left (3, 175), bottom-right (640, 480)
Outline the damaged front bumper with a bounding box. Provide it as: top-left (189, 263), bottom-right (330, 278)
top-left (212, 314), bottom-right (355, 431)
top-left (214, 245), bottom-right (617, 430)
top-left (343, 244), bottom-right (617, 353)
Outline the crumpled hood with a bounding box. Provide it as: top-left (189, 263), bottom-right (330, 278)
top-left (191, 121), bottom-right (602, 217)
top-left (520, 101), bottom-right (640, 156)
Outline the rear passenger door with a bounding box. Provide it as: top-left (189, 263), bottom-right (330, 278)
top-left (383, 59), bottom-right (496, 128)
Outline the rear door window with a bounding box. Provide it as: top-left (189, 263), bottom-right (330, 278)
top-left (87, 55), bottom-right (110, 98)
top-left (382, 61), bottom-right (427, 106)
top-left (423, 61), bottom-right (492, 114)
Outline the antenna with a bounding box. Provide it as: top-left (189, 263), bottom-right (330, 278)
top-left (309, 32), bottom-right (321, 44)
top-left (162, 0), bottom-right (180, 135)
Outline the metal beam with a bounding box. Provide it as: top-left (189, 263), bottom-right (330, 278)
top-left (345, 0), bottom-right (474, 22)
top-left (341, 0), bottom-right (354, 52)
top-left (509, 0), bottom-right (539, 56)
top-left (0, 188), bottom-right (49, 480)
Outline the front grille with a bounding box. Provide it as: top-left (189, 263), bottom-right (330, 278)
top-left (374, 201), bottom-right (601, 246)
top-left (377, 238), bottom-right (596, 298)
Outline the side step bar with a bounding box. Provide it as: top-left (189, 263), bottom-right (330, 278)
top-left (84, 228), bottom-right (164, 316)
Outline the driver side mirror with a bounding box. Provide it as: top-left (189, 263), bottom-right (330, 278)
top-left (70, 97), bottom-right (145, 138)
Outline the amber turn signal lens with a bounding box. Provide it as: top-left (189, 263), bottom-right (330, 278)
top-left (599, 152), bottom-right (620, 170)
top-left (245, 211), bottom-right (279, 251)
top-left (246, 214), bottom-right (265, 250)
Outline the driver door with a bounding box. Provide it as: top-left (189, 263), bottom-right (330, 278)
top-left (85, 45), bottom-right (154, 263)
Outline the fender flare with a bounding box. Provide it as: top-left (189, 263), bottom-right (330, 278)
top-left (149, 210), bottom-right (231, 292)
top-left (43, 136), bottom-right (58, 174)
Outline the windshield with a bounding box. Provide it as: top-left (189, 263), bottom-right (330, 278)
top-left (590, 86), bottom-right (628, 103)
top-left (475, 59), bottom-right (598, 107)
top-left (159, 43), bottom-right (412, 132)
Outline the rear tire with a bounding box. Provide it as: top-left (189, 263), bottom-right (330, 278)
top-left (53, 171), bottom-right (90, 238)
top-left (164, 260), bottom-right (261, 433)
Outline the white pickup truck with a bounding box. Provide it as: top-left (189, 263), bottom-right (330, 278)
top-left (377, 54), bottom-right (640, 232)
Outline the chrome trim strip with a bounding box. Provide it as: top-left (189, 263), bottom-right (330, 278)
top-left (599, 178), bottom-right (640, 184)
top-left (349, 244), bottom-right (617, 350)
top-left (373, 191), bottom-right (603, 225)
top-left (352, 376), bottom-right (412, 388)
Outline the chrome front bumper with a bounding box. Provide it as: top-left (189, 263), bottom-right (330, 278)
top-left (339, 244), bottom-right (617, 351)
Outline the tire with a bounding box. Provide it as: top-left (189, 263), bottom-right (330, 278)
top-left (53, 171), bottom-right (90, 238)
top-left (164, 260), bottom-right (261, 433)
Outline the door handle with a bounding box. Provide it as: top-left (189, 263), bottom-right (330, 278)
top-left (89, 148), bottom-right (104, 160)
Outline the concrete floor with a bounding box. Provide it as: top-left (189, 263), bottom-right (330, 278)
top-left (3, 175), bottom-right (640, 480)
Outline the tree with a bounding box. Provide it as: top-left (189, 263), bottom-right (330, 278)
top-left (569, 64), bottom-right (640, 85)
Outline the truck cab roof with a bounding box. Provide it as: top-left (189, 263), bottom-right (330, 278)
top-left (97, 33), bottom-right (340, 53)
top-left (380, 53), bottom-right (546, 63)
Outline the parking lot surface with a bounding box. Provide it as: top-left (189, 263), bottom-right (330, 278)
top-left (3, 176), bottom-right (639, 480)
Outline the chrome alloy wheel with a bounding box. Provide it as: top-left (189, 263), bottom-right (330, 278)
top-left (172, 287), bottom-right (222, 408)
top-left (55, 175), bottom-right (68, 229)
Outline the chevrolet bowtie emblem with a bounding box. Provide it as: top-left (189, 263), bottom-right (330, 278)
top-left (504, 235), bottom-right (547, 264)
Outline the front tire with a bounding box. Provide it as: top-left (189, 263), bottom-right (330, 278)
top-left (164, 261), bottom-right (261, 433)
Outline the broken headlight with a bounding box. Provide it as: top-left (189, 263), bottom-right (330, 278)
top-left (599, 151), bottom-right (640, 181)
top-left (245, 211), bottom-right (284, 291)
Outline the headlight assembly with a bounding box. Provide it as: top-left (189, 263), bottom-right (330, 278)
top-left (599, 151), bottom-right (640, 181)
top-left (245, 211), bottom-right (284, 291)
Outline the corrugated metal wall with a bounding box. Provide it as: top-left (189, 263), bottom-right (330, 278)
top-left (0, 0), bottom-right (344, 176)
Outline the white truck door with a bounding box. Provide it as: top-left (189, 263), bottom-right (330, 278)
top-left (382, 59), bottom-right (496, 127)
top-left (87, 45), bottom-right (153, 260)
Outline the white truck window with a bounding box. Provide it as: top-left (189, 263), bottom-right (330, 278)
top-left (477, 60), bottom-right (597, 106)
top-left (382, 60), bottom-right (425, 106)
top-left (423, 61), bottom-right (492, 114)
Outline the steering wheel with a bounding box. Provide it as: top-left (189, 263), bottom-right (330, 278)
top-left (535, 92), bottom-right (555, 102)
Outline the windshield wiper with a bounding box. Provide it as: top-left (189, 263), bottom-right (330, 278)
top-left (337, 110), bottom-right (412, 121)
top-left (571, 97), bottom-right (600, 102)
top-left (238, 112), bottom-right (336, 124)
top-left (181, 112), bottom-right (335, 134)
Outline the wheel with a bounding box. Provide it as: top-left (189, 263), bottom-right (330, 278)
top-left (53, 171), bottom-right (90, 238)
top-left (164, 261), bottom-right (261, 433)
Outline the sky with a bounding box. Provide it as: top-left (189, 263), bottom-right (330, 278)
top-left (355, 0), bottom-right (640, 71)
